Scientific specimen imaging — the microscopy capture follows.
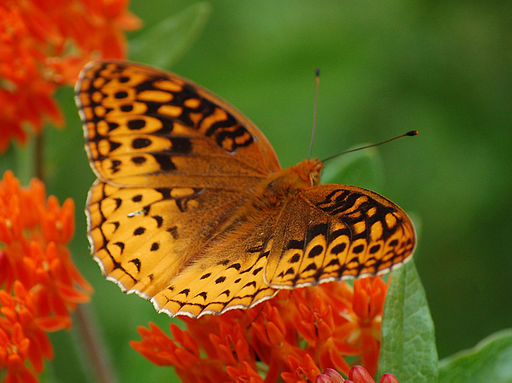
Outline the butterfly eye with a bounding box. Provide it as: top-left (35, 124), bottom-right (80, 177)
top-left (309, 166), bottom-right (323, 186)
top-left (309, 172), bottom-right (319, 186)
top-left (309, 160), bottom-right (324, 186)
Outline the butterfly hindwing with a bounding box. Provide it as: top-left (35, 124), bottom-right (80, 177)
top-left (87, 179), bottom-right (254, 300)
top-left (150, 205), bottom-right (280, 317)
top-left (265, 185), bottom-right (416, 288)
top-left (151, 236), bottom-right (278, 318)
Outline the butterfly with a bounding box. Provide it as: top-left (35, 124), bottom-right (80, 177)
top-left (75, 61), bottom-right (416, 318)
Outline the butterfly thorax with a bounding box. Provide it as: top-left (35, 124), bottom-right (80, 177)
top-left (253, 159), bottom-right (324, 210)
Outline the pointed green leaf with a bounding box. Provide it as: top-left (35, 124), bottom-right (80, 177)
top-left (439, 329), bottom-right (512, 383)
top-left (377, 261), bottom-right (439, 382)
top-left (129, 2), bottom-right (212, 69)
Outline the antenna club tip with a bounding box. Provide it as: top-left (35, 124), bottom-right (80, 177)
top-left (406, 130), bottom-right (419, 136)
top-left (315, 68), bottom-right (320, 76)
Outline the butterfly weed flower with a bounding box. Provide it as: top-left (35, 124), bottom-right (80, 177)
top-left (0, 171), bottom-right (92, 381)
top-left (0, 282), bottom-right (66, 375)
top-left (131, 277), bottom-right (393, 382)
top-left (0, 323), bottom-right (38, 383)
top-left (0, 0), bottom-right (140, 151)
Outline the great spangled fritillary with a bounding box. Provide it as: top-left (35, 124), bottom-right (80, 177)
top-left (75, 61), bottom-right (416, 318)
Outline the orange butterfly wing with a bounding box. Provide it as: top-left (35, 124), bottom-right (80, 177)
top-left (265, 184), bottom-right (416, 288)
top-left (76, 61), bottom-right (281, 316)
top-left (76, 61), bottom-right (280, 189)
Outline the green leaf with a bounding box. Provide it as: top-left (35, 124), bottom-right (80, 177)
top-left (129, 2), bottom-right (212, 69)
top-left (321, 147), bottom-right (383, 190)
top-left (377, 261), bottom-right (439, 382)
top-left (439, 329), bottom-right (512, 383)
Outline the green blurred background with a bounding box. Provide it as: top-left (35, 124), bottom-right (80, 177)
top-left (10, 1), bottom-right (512, 382)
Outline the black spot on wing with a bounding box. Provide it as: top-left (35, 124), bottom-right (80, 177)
top-left (130, 258), bottom-right (141, 272)
top-left (308, 245), bottom-right (324, 258)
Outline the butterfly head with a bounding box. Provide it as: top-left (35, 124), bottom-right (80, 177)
top-left (293, 159), bottom-right (324, 186)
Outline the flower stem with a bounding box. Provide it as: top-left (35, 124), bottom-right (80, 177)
top-left (74, 304), bottom-right (119, 383)
top-left (35, 130), bottom-right (44, 181)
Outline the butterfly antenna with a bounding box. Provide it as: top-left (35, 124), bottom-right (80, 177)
top-left (308, 68), bottom-right (321, 159)
top-left (321, 130), bottom-right (419, 163)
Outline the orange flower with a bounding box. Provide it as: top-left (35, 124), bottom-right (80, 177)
top-left (131, 321), bottom-right (230, 382)
top-left (347, 278), bottom-right (389, 376)
top-left (0, 171), bottom-right (92, 381)
top-left (0, 0), bottom-right (141, 151)
top-left (0, 171), bottom-right (92, 301)
top-left (0, 282), bottom-right (67, 373)
top-left (24, 241), bottom-right (91, 318)
top-left (0, 323), bottom-right (38, 383)
top-left (131, 276), bottom-right (390, 382)
top-left (282, 354), bottom-right (321, 383)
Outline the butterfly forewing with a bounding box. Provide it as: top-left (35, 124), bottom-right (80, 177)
top-left (75, 61), bottom-right (280, 189)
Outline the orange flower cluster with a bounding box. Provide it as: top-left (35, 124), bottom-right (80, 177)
top-left (131, 277), bottom-right (392, 383)
top-left (0, 0), bottom-right (141, 151)
top-left (0, 171), bottom-right (92, 383)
